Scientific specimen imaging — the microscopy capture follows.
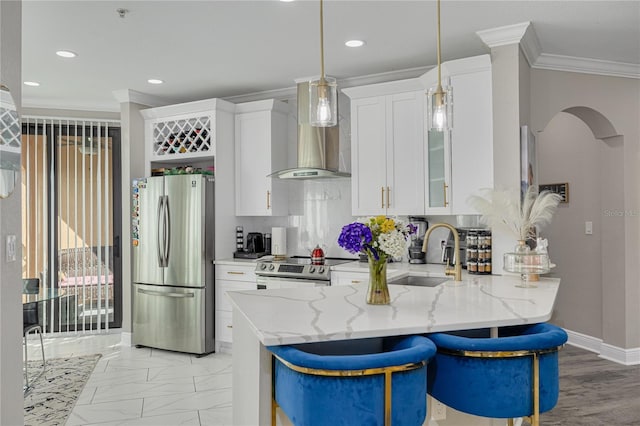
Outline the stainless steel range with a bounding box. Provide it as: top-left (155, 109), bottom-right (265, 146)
top-left (254, 257), bottom-right (353, 289)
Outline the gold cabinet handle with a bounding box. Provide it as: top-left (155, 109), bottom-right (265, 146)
top-left (443, 183), bottom-right (449, 207)
top-left (386, 186), bottom-right (390, 208)
top-left (226, 325), bottom-right (233, 328)
top-left (351, 280), bottom-right (361, 284)
top-left (227, 271), bottom-right (245, 275)
top-left (381, 187), bottom-right (385, 209)
top-left (267, 190), bottom-right (271, 209)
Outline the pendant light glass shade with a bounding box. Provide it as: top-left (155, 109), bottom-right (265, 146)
top-left (309, 76), bottom-right (337, 127)
top-left (427, 84), bottom-right (453, 131)
top-left (427, 0), bottom-right (452, 132)
top-left (309, 0), bottom-right (337, 127)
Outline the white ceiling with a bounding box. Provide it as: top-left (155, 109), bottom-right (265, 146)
top-left (21, 1), bottom-right (640, 111)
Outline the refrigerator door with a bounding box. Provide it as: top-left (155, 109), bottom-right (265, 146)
top-left (133, 176), bottom-right (165, 285)
top-left (133, 283), bottom-right (208, 354)
top-left (164, 175), bottom-right (205, 287)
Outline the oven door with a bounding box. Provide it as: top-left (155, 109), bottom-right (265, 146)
top-left (255, 275), bottom-right (329, 290)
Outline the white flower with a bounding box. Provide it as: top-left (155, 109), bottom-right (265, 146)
top-left (377, 230), bottom-right (408, 258)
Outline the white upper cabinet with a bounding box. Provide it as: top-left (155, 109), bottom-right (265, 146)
top-left (234, 99), bottom-right (289, 216)
top-left (142, 99), bottom-right (235, 164)
top-left (420, 54), bottom-right (494, 215)
top-left (344, 79), bottom-right (426, 216)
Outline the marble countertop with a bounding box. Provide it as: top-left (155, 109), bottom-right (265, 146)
top-left (214, 258), bottom-right (263, 266)
top-left (332, 260), bottom-right (449, 277)
top-left (227, 274), bottom-right (561, 346)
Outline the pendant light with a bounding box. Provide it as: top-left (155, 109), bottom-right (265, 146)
top-left (427, 0), bottom-right (452, 131)
top-left (309, 0), bottom-right (337, 127)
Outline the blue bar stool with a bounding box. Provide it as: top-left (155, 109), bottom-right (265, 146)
top-left (426, 323), bottom-right (568, 426)
top-left (268, 335), bottom-right (437, 426)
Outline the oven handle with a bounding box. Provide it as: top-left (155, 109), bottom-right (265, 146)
top-left (255, 274), bottom-right (329, 289)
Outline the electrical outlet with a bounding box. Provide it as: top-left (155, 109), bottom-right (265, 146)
top-left (6, 235), bottom-right (16, 262)
top-left (431, 398), bottom-right (446, 420)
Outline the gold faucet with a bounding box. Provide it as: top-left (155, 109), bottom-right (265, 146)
top-left (421, 223), bottom-right (462, 282)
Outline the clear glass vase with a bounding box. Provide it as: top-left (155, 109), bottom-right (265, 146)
top-left (367, 255), bottom-right (390, 305)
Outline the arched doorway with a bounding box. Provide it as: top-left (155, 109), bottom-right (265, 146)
top-left (537, 107), bottom-right (625, 351)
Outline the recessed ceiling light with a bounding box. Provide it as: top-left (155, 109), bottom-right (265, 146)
top-left (56, 50), bottom-right (77, 58)
top-left (24, 81), bottom-right (40, 87)
top-left (345, 40), bottom-right (365, 48)
top-left (280, 0), bottom-right (295, 2)
top-left (147, 79), bottom-right (164, 85)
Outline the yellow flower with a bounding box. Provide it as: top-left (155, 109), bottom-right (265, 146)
top-left (380, 218), bottom-right (395, 233)
top-left (374, 215), bottom-right (386, 225)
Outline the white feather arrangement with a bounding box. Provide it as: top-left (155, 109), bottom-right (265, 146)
top-left (468, 186), bottom-right (562, 241)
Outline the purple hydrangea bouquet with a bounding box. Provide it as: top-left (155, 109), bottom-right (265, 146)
top-left (338, 216), bottom-right (416, 304)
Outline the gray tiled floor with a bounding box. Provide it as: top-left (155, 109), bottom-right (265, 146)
top-left (29, 332), bottom-right (232, 425)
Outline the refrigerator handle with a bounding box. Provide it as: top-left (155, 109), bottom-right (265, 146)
top-left (157, 196), bottom-right (164, 266)
top-left (164, 195), bottom-right (171, 264)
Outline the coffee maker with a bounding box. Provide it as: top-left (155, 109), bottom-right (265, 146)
top-left (408, 217), bottom-right (428, 264)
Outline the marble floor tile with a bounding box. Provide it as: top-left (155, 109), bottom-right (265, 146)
top-left (86, 368), bottom-right (149, 387)
top-left (76, 385), bottom-right (98, 405)
top-left (193, 369), bottom-right (232, 392)
top-left (65, 398), bottom-right (143, 426)
top-left (199, 407), bottom-right (233, 426)
top-left (147, 362), bottom-right (229, 382)
top-left (142, 388), bottom-right (232, 417)
top-left (84, 410), bottom-right (202, 426)
top-left (92, 379), bottom-right (196, 404)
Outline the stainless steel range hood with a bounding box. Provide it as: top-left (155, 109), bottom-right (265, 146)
top-left (270, 82), bottom-right (350, 179)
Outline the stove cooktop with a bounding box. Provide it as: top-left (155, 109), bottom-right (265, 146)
top-left (255, 256), bottom-right (355, 280)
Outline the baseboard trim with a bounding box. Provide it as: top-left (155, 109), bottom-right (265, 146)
top-left (120, 332), bottom-right (133, 347)
top-left (565, 329), bottom-right (640, 365)
top-left (600, 343), bottom-right (640, 366)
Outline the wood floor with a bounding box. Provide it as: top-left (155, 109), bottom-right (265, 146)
top-left (540, 345), bottom-right (640, 425)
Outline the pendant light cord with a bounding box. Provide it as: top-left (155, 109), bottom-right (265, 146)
top-left (436, 0), bottom-right (443, 94)
top-left (319, 0), bottom-right (326, 83)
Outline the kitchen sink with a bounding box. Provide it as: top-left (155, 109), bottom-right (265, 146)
top-left (389, 275), bottom-right (449, 287)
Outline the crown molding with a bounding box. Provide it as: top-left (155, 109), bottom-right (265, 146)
top-left (223, 85), bottom-right (297, 104)
top-left (476, 22), bottom-right (531, 49)
top-left (112, 89), bottom-right (168, 107)
top-left (476, 21), bottom-right (541, 67)
top-left (224, 66), bottom-right (431, 104)
top-left (477, 21), bottom-right (639, 79)
top-left (21, 96), bottom-right (120, 113)
top-left (533, 54), bottom-right (640, 79)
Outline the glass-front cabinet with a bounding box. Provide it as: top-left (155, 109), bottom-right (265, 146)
top-left (426, 129), bottom-right (451, 214)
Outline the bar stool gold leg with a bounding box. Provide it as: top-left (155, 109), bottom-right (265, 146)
top-left (384, 370), bottom-right (392, 426)
top-left (532, 353), bottom-right (540, 426)
top-left (271, 397), bottom-right (277, 426)
top-left (507, 419), bottom-right (514, 426)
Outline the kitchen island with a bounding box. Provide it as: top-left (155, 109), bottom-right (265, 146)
top-left (227, 274), bottom-right (560, 425)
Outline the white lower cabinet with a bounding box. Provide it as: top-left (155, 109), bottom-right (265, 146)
top-left (331, 270), bottom-right (368, 286)
top-left (215, 264), bottom-right (257, 352)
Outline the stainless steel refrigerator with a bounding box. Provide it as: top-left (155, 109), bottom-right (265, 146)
top-left (132, 174), bottom-right (215, 355)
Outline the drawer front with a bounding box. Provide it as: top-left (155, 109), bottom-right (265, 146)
top-left (216, 310), bottom-right (233, 343)
top-left (215, 280), bottom-right (256, 312)
top-left (331, 272), bottom-right (368, 286)
top-left (216, 264), bottom-right (257, 282)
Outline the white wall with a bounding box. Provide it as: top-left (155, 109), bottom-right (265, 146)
top-left (118, 101), bottom-right (147, 336)
top-left (538, 113), bottom-right (604, 337)
top-left (531, 69), bottom-right (640, 349)
top-left (0, 1), bottom-right (23, 424)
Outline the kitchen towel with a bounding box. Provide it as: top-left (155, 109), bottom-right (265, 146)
top-left (272, 227), bottom-right (287, 258)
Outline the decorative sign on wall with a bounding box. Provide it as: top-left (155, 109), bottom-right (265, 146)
top-left (539, 182), bottom-right (569, 203)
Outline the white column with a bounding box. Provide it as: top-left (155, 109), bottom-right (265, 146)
top-left (0, 1), bottom-right (23, 424)
top-left (232, 307), bottom-right (273, 425)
